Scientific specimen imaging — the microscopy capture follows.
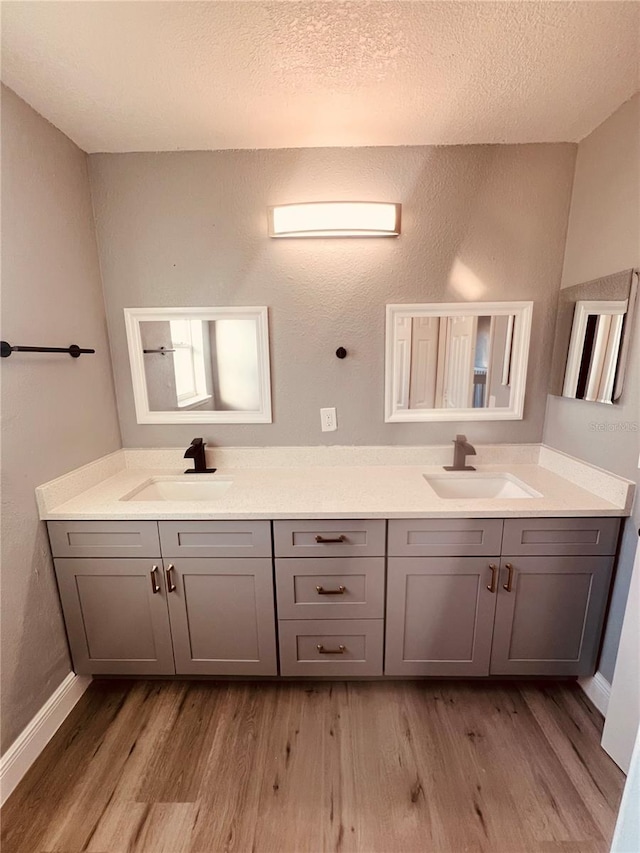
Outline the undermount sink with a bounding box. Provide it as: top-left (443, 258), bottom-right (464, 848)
top-left (121, 477), bottom-right (233, 502)
top-left (423, 472), bottom-right (542, 500)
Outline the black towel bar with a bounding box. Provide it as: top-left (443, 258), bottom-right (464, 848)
top-left (0, 341), bottom-right (95, 358)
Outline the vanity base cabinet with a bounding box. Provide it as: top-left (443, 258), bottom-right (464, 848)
top-left (54, 558), bottom-right (175, 676)
top-left (165, 558), bottom-right (277, 676)
top-left (50, 516), bottom-right (620, 680)
top-left (386, 517), bottom-right (620, 678)
top-left (385, 557), bottom-right (499, 676)
top-left (489, 556), bottom-right (615, 676)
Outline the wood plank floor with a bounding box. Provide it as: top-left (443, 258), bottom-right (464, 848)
top-left (1, 680), bottom-right (624, 853)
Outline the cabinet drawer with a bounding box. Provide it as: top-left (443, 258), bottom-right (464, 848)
top-left (158, 521), bottom-right (272, 558)
top-left (388, 519), bottom-right (503, 557)
top-left (274, 520), bottom-right (385, 557)
top-left (276, 557), bottom-right (385, 620)
top-left (48, 521), bottom-right (160, 558)
top-left (278, 619), bottom-right (384, 676)
top-left (502, 518), bottom-right (620, 556)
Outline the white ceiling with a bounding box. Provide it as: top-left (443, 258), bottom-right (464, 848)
top-left (1, 1), bottom-right (639, 153)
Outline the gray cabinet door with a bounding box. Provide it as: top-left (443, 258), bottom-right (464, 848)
top-left (165, 559), bottom-right (277, 676)
top-left (490, 556), bottom-right (615, 676)
top-left (54, 558), bottom-right (175, 675)
top-left (385, 557), bottom-right (499, 676)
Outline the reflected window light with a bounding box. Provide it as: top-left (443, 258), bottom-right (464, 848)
top-left (448, 259), bottom-right (487, 300)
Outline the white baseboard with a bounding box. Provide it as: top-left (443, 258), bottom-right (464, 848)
top-left (0, 672), bottom-right (92, 807)
top-left (579, 671), bottom-right (611, 717)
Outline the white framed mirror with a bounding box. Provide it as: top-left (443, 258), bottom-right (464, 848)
top-left (385, 301), bottom-right (533, 422)
top-left (124, 307), bottom-right (272, 424)
top-left (550, 269), bottom-right (637, 405)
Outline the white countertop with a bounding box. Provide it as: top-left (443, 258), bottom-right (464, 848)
top-left (36, 445), bottom-right (634, 521)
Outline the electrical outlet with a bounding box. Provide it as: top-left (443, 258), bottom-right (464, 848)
top-left (320, 407), bottom-right (337, 432)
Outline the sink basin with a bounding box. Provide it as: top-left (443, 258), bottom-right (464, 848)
top-left (423, 472), bottom-right (542, 500)
top-left (121, 477), bottom-right (233, 502)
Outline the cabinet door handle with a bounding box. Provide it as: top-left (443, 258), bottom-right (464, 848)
top-left (487, 563), bottom-right (498, 593)
top-left (150, 565), bottom-right (161, 594)
top-left (316, 644), bottom-right (346, 654)
top-left (503, 563), bottom-right (514, 593)
top-left (315, 535), bottom-right (346, 544)
top-left (165, 564), bottom-right (177, 593)
top-left (316, 585), bottom-right (346, 595)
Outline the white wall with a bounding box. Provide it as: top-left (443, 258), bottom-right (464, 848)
top-left (544, 94), bottom-right (640, 683)
top-left (0, 86), bottom-right (122, 752)
top-left (89, 143), bottom-right (576, 448)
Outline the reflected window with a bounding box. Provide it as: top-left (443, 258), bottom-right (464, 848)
top-left (169, 320), bottom-right (211, 408)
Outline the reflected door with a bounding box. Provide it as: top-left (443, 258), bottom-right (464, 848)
top-left (442, 315), bottom-right (477, 408)
top-left (408, 317), bottom-right (440, 409)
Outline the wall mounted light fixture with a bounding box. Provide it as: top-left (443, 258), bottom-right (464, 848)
top-left (268, 201), bottom-right (401, 238)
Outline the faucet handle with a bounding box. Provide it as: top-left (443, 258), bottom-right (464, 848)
top-left (190, 437), bottom-right (204, 446)
top-left (454, 434), bottom-right (468, 443)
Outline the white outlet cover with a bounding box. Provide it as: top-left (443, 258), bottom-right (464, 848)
top-left (320, 407), bottom-right (337, 432)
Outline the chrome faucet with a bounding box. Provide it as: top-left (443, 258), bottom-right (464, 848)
top-left (184, 437), bottom-right (217, 474)
top-left (444, 434), bottom-right (476, 471)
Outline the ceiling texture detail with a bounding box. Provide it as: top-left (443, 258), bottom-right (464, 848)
top-left (1, 1), bottom-right (639, 153)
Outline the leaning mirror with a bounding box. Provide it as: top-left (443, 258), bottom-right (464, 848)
top-left (550, 269), bottom-right (638, 405)
top-left (385, 302), bottom-right (533, 422)
top-left (124, 307), bottom-right (272, 423)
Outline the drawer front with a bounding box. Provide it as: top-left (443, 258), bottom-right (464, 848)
top-left (388, 519), bottom-right (503, 557)
top-left (274, 520), bottom-right (385, 558)
top-left (502, 518), bottom-right (620, 556)
top-left (48, 521), bottom-right (160, 558)
top-left (278, 619), bottom-right (384, 676)
top-left (276, 557), bottom-right (385, 620)
top-left (158, 521), bottom-right (272, 558)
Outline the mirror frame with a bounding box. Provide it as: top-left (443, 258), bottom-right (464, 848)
top-left (124, 306), bottom-right (272, 424)
top-left (384, 301), bottom-right (533, 423)
top-left (562, 300), bottom-right (627, 401)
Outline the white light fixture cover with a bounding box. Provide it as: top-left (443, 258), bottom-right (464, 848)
top-left (268, 201), bottom-right (401, 237)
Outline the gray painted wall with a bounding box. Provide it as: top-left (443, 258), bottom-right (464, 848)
top-left (544, 94), bottom-right (640, 684)
top-left (89, 143), bottom-right (575, 448)
top-left (0, 86), bottom-right (122, 753)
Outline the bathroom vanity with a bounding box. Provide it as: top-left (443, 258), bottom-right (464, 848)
top-left (37, 446), bottom-right (633, 682)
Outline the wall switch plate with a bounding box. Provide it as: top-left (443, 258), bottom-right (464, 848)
top-left (320, 407), bottom-right (337, 432)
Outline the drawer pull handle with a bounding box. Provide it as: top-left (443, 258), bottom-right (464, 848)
top-left (317, 644), bottom-right (346, 654)
top-left (316, 585), bottom-right (346, 595)
top-left (487, 563), bottom-right (498, 593)
top-left (315, 535), bottom-right (346, 544)
top-left (165, 564), bottom-right (177, 593)
top-left (503, 563), bottom-right (514, 593)
top-left (150, 565), bottom-right (161, 594)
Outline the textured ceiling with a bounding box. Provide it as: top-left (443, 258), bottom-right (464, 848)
top-left (1, 1), bottom-right (639, 153)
